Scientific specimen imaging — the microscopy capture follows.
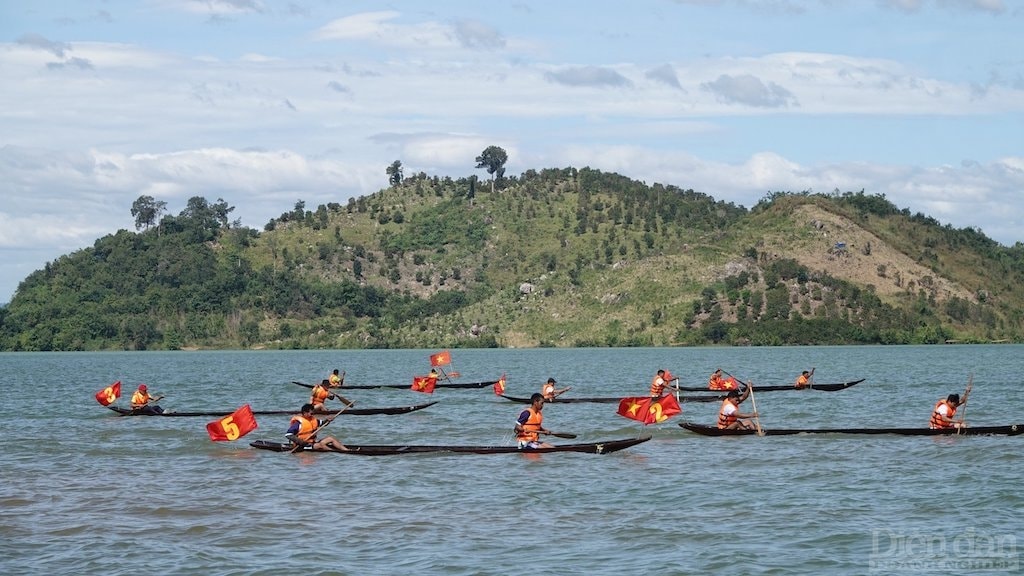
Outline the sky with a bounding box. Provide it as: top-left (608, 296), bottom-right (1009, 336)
top-left (2, 0), bottom-right (1023, 303)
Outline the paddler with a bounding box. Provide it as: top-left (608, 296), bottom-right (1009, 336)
top-left (650, 369), bottom-right (673, 397)
top-left (514, 393), bottom-right (555, 449)
top-left (286, 403), bottom-right (348, 452)
top-left (130, 383), bottom-right (164, 415)
top-left (328, 368), bottom-right (345, 388)
top-left (541, 377), bottom-right (571, 401)
top-left (794, 368), bottom-right (814, 389)
top-left (310, 379), bottom-right (353, 412)
top-left (717, 388), bottom-right (758, 430)
top-left (930, 392), bottom-right (969, 429)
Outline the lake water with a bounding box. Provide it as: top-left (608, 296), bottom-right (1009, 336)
top-left (1, 345), bottom-right (1021, 575)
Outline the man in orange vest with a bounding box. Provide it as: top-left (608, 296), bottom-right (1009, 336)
top-left (515, 393), bottom-right (555, 449)
top-left (930, 392), bottom-right (968, 429)
top-left (717, 388), bottom-right (758, 430)
top-left (286, 404), bottom-right (348, 451)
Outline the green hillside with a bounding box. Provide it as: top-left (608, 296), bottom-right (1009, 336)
top-left (2, 166), bottom-right (1023, 351)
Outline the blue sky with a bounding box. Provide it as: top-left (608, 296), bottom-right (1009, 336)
top-left (2, 0), bottom-right (1022, 303)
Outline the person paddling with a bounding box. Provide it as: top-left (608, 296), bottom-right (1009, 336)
top-left (541, 377), bottom-right (571, 401)
top-left (310, 379), bottom-right (353, 412)
top-left (795, 368), bottom-right (815, 389)
top-left (717, 388), bottom-right (758, 430)
top-left (286, 403), bottom-right (348, 452)
top-left (328, 368), bottom-right (345, 388)
top-left (650, 369), bottom-right (673, 397)
top-left (708, 369), bottom-right (738, 391)
top-left (930, 391), bottom-right (969, 429)
top-left (130, 384), bottom-right (164, 415)
top-left (515, 393), bottom-right (555, 449)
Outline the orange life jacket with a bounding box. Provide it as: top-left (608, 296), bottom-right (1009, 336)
top-left (650, 375), bottom-right (666, 397)
top-left (131, 390), bottom-right (150, 409)
top-left (310, 385), bottom-right (330, 406)
top-left (717, 398), bottom-right (738, 429)
top-left (795, 374), bottom-right (810, 388)
top-left (290, 414), bottom-right (320, 442)
top-left (708, 374), bottom-right (725, 390)
top-left (930, 400), bottom-right (957, 429)
top-left (329, 373), bottom-right (342, 387)
top-left (516, 407), bottom-right (543, 442)
top-left (542, 383), bottom-right (555, 399)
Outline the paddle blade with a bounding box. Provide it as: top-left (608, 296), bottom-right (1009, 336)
top-left (549, 432), bottom-right (577, 439)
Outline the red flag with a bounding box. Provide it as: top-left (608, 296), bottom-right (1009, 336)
top-left (429, 350), bottom-right (451, 367)
top-left (653, 394), bottom-right (683, 423)
top-left (411, 375), bottom-right (436, 394)
top-left (95, 380), bottom-right (122, 406)
top-left (493, 374), bottom-right (507, 396)
top-left (617, 395), bottom-right (682, 425)
top-left (724, 376), bottom-right (739, 390)
top-left (206, 405), bottom-right (258, 441)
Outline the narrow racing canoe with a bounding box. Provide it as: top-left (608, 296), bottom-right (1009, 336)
top-left (679, 422), bottom-right (1024, 437)
top-left (674, 379), bottom-right (865, 393)
top-left (105, 402), bottom-right (438, 417)
top-left (499, 394), bottom-right (723, 404)
top-left (292, 380), bottom-right (497, 390)
top-left (249, 436), bottom-right (651, 455)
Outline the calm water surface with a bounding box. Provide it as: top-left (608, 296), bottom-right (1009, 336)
top-left (1, 345), bottom-right (1021, 575)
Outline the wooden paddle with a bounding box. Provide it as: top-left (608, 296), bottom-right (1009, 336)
top-left (437, 366), bottom-right (460, 384)
top-left (957, 374), bottom-right (973, 435)
top-left (543, 431), bottom-right (577, 439)
top-left (747, 382), bottom-right (765, 437)
top-left (807, 367), bottom-right (816, 389)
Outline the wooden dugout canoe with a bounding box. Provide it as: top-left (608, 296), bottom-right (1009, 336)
top-left (499, 394), bottom-right (723, 404)
top-left (292, 379), bottom-right (497, 390)
top-left (105, 402), bottom-right (438, 417)
top-left (674, 379), bottom-right (865, 393)
top-left (679, 422), bottom-right (1024, 437)
top-left (248, 436), bottom-right (652, 455)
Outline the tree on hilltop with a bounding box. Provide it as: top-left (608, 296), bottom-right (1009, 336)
top-left (475, 145), bottom-right (508, 194)
top-left (131, 195), bottom-right (167, 231)
top-left (387, 160), bottom-right (404, 187)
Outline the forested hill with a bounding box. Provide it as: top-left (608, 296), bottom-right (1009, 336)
top-left (2, 166), bottom-right (1023, 351)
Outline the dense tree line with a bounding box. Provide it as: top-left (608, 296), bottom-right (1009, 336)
top-left (1, 168), bottom-right (1021, 351)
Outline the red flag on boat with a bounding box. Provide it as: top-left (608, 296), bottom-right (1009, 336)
top-left (617, 395), bottom-right (682, 425)
top-left (95, 380), bottom-right (121, 406)
top-left (724, 376), bottom-right (739, 390)
top-left (493, 374), bottom-right (507, 396)
top-left (653, 394), bottom-right (682, 423)
top-left (206, 404), bottom-right (258, 442)
top-left (429, 350), bottom-right (452, 367)
top-left (411, 375), bottom-right (436, 394)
